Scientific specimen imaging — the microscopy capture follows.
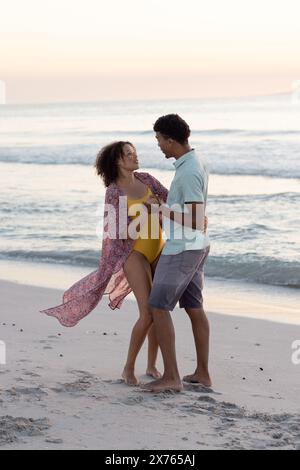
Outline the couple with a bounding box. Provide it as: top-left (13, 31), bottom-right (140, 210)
top-left (40, 114), bottom-right (211, 393)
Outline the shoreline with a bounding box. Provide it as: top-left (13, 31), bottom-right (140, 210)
top-left (0, 258), bottom-right (299, 326)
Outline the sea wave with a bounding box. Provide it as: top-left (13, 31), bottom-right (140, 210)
top-left (205, 255), bottom-right (300, 289)
top-left (0, 249), bottom-right (299, 289)
top-left (0, 144), bottom-right (299, 179)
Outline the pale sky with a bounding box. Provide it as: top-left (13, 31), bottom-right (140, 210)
top-left (1, 0), bottom-right (300, 103)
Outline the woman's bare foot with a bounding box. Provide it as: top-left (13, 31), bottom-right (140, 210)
top-left (141, 377), bottom-right (183, 393)
top-left (146, 367), bottom-right (162, 379)
top-left (122, 367), bottom-right (139, 386)
top-left (182, 372), bottom-right (212, 387)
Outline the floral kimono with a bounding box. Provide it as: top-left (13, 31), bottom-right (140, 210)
top-left (40, 172), bottom-right (168, 327)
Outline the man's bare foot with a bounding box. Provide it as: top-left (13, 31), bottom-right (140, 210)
top-left (146, 367), bottom-right (162, 379)
top-left (141, 377), bottom-right (183, 393)
top-left (182, 372), bottom-right (212, 387)
top-left (122, 368), bottom-right (139, 386)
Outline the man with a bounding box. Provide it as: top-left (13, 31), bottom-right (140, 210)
top-left (144, 114), bottom-right (211, 393)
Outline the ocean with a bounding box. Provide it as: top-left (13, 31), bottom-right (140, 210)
top-left (0, 94), bottom-right (299, 289)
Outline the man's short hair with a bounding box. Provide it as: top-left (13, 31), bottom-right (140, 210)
top-left (153, 114), bottom-right (190, 144)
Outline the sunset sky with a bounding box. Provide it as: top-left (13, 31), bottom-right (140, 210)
top-left (1, 0), bottom-right (300, 103)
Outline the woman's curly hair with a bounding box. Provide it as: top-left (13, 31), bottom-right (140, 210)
top-left (95, 141), bottom-right (134, 187)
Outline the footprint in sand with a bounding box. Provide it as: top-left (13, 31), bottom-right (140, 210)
top-left (199, 401), bottom-right (298, 449)
top-left (45, 438), bottom-right (63, 445)
top-left (52, 374), bottom-right (98, 394)
top-left (183, 383), bottom-right (221, 395)
top-left (52, 381), bottom-right (91, 393)
top-left (69, 370), bottom-right (95, 379)
top-left (24, 371), bottom-right (41, 378)
top-left (121, 395), bottom-right (144, 406)
top-left (5, 387), bottom-right (48, 400)
top-left (103, 379), bottom-right (124, 385)
top-left (0, 416), bottom-right (50, 446)
top-left (180, 396), bottom-right (244, 419)
top-left (197, 395), bottom-right (218, 404)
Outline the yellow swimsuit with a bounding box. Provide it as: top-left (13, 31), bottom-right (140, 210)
top-left (127, 186), bottom-right (165, 264)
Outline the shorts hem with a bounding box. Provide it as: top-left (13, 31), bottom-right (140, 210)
top-left (179, 302), bottom-right (203, 309)
top-left (148, 301), bottom-right (177, 311)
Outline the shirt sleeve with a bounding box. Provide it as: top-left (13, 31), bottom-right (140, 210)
top-left (182, 173), bottom-right (205, 204)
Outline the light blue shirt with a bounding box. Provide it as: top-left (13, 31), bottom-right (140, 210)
top-left (162, 149), bottom-right (210, 255)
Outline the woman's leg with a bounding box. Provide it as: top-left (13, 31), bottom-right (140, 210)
top-left (146, 326), bottom-right (161, 378)
top-left (122, 251), bottom-right (154, 385)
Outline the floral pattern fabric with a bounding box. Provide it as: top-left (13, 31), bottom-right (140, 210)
top-left (39, 172), bottom-right (169, 327)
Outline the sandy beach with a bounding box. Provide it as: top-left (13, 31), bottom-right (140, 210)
top-left (0, 278), bottom-right (299, 450)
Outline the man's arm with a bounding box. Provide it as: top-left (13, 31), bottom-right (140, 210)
top-left (144, 197), bottom-right (205, 231)
top-left (161, 202), bottom-right (205, 231)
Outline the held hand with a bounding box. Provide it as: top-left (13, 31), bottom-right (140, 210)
top-left (204, 216), bottom-right (208, 233)
top-left (144, 196), bottom-right (161, 214)
top-left (147, 195), bottom-right (160, 205)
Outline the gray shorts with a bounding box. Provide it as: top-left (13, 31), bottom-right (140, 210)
top-left (148, 246), bottom-right (210, 311)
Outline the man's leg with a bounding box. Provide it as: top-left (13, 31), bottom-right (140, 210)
top-left (142, 307), bottom-right (183, 392)
top-left (183, 306), bottom-right (212, 387)
top-left (143, 251), bottom-right (204, 392)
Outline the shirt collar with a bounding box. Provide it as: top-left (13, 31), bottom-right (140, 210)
top-left (173, 148), bottom-right (196, 169)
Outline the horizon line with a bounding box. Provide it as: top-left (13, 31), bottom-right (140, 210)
top-left (1, 90), bottom-right (291, 108)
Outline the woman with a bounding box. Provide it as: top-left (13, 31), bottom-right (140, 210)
top-left (40, 141), bottom-right (169, 386)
